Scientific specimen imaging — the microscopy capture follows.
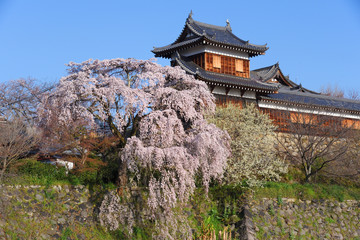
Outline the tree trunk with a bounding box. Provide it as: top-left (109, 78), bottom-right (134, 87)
top-left (116, 157), bottom-right (128, 196)
top-left (0, 166), bottom-right (5, 182)
top-left (304, 165), bottom-right (312, 182)
top-left (0, 158), bottom-right (8, 182)
top-left (117, 160), bottom-right (127, 187)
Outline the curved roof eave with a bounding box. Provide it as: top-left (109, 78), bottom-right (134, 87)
top-left (153, 14), bottom-right (268, 57)
top-left (261, 90), bottom-right (360, 113)
top-left (152, 37), bottom-right (203, 57)
top-left (251, 63), bottom-right (318, 94)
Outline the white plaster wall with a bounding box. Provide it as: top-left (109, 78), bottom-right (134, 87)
top-left (179, 45), bottom-right (249, 59)
top-left (227, 89), bottom-right (241, 97)
top-left (212, 86), bottom-right (227, 95)
top-left (242, 91), bottom-right (256, 99)
top-left (259, 101), bottom-right (360, 120)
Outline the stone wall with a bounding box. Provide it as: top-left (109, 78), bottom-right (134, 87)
top-left (1, 185), bottom-right (359, 239)
top-left (0, 184), bottom-right (105, 239)
top-left (247, 198), bottom-right (360, 240)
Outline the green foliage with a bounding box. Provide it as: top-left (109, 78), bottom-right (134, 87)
top-left (59, 227), bottom-right (73, 240)
top-left (283, 166), bottom-right (304, 183)
top-left (268, 204), bottom-right (275, 216)
top-left (276, 216), bottom-right (282, 228)
top-left (210, 184), bottom-right (245, 224)
top-left (17, 159), bottom-right (68, 185)
top-left (202, 208), bottom-right (224, 236)
top-left (44, 189), bottom-right (56, 200)
top-left (110, 226), bottom-right (151, 240)
top-left (325, 216), bottom-right (336, 224)
top-left (73, 170), bottom-right (98, 185)
top-left (132, 226), bottom-right (150, 240)
top-left (9, 156), bottom-right (119, 187)
top-left (256, 226), bottom-right (265, 239)
top-left (188, 186), bottom-right (245, 239)
top-left (254, 181), bottom-right (360, 201)
top-left (208, 103), bottom-right (288, 187)
top-left (96, 156), bottom-right (121, 184)
top-left (192, 204), bottom-right (233, 240)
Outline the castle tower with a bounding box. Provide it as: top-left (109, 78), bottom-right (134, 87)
top-left (152, 12), bottom-right (278, 105)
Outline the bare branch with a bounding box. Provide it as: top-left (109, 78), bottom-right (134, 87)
top-left (0, 117), bottom-right (40, 181)
top-left (0, 78), bottom-right (53, 124)
top-left (276, 111), bottom-right (359, 182)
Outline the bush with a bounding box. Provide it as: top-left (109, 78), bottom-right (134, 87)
top-left (18, 160), bottom-right (67, 178)
top-left (12, 156), bottom-right (120, 186)
top-left (17, 159), bottom-right (68, 185)
top-left (208, 103), bottom-right (288, 187)
top-left (96, 157), bottom-right (119, 184)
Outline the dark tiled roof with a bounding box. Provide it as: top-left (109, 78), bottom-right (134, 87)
top-left (252, 63), bottom-right (360, 112)
top-left (251, 63), bottom-right (281, 82)
top-left (262, 86), bottom-right (360, 112)
top-left (174, 53), bottom-right (278, 92)
top-left (152, 37), bottom-right (203, 57)
top-left (187, 18), bottom-right (268, 51)
top-left (251, 63), bottom-right (318, 94)
top-left (153, 14), bottom-right (268, 58)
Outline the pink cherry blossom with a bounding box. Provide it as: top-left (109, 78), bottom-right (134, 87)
top-left (39, 58), bottom-right (230, 238)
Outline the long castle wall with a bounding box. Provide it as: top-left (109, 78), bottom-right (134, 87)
top-left (1, 184), bottom-right (359, 239)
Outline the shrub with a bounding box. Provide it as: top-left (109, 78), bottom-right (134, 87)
top-left (17, 159), bottom-right (68, 185)
top-left (208, 103), bottom-right (288, 187)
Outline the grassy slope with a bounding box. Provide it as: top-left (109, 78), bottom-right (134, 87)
top-left (253, 181), bottom-right (360, 201)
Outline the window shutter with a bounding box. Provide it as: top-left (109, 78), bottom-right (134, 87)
top-left (235, 59), bottom-right (244, 72)
top-left (213, 55), bottom-right (221, 69)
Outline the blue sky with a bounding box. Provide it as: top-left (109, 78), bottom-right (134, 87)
top-left (1, 0), bottom-right (360, 93)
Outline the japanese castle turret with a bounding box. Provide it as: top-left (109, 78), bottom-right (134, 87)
top-left (153, 12), bottom-right (278, 104)
top-left (153, 12), bottom-right (360, 131)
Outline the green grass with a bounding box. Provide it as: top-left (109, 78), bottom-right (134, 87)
top-left (3, 159), bottom-right (118, 189)
top-left (325, 217), bottom-right (336, 224)
top-left (268, 204), bottom-right (275, 216)
top-left (253, 181), bottom-right (360, 201)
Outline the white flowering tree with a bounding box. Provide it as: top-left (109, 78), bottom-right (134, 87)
top-left (0, 78), bottom-right (52, 124)
top-left (208, 103), bottom-right (287, 187)
top-left (39, 58), bottom-right (230, 238)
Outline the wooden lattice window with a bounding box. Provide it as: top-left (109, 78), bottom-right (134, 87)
top-left (213, 55), bottom-right (221, 69)
top-left (354, 121), bottom-right (360, 129)
top-left (342, 119), bottom-right (360, 129)
top-left (290, 112), bottom-right (317, 124)
top-left (235, 59), bottom-right (244, 72)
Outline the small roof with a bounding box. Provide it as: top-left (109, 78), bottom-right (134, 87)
top-left (251, 63), bottom-right (318, 94)
top-left (153, 12), bottom-right (268, 58)
top-left (252, 63), bottom-right (360, 113)
top-left (261, 86), bottom-right (360, 113)
top-left (174, 52), bottom-right (278, 92)
top-left (251, 63), bottom-right (284, 82)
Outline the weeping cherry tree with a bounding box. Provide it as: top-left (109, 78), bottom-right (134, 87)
top-left (38, 58), bottom-right (230, 238)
